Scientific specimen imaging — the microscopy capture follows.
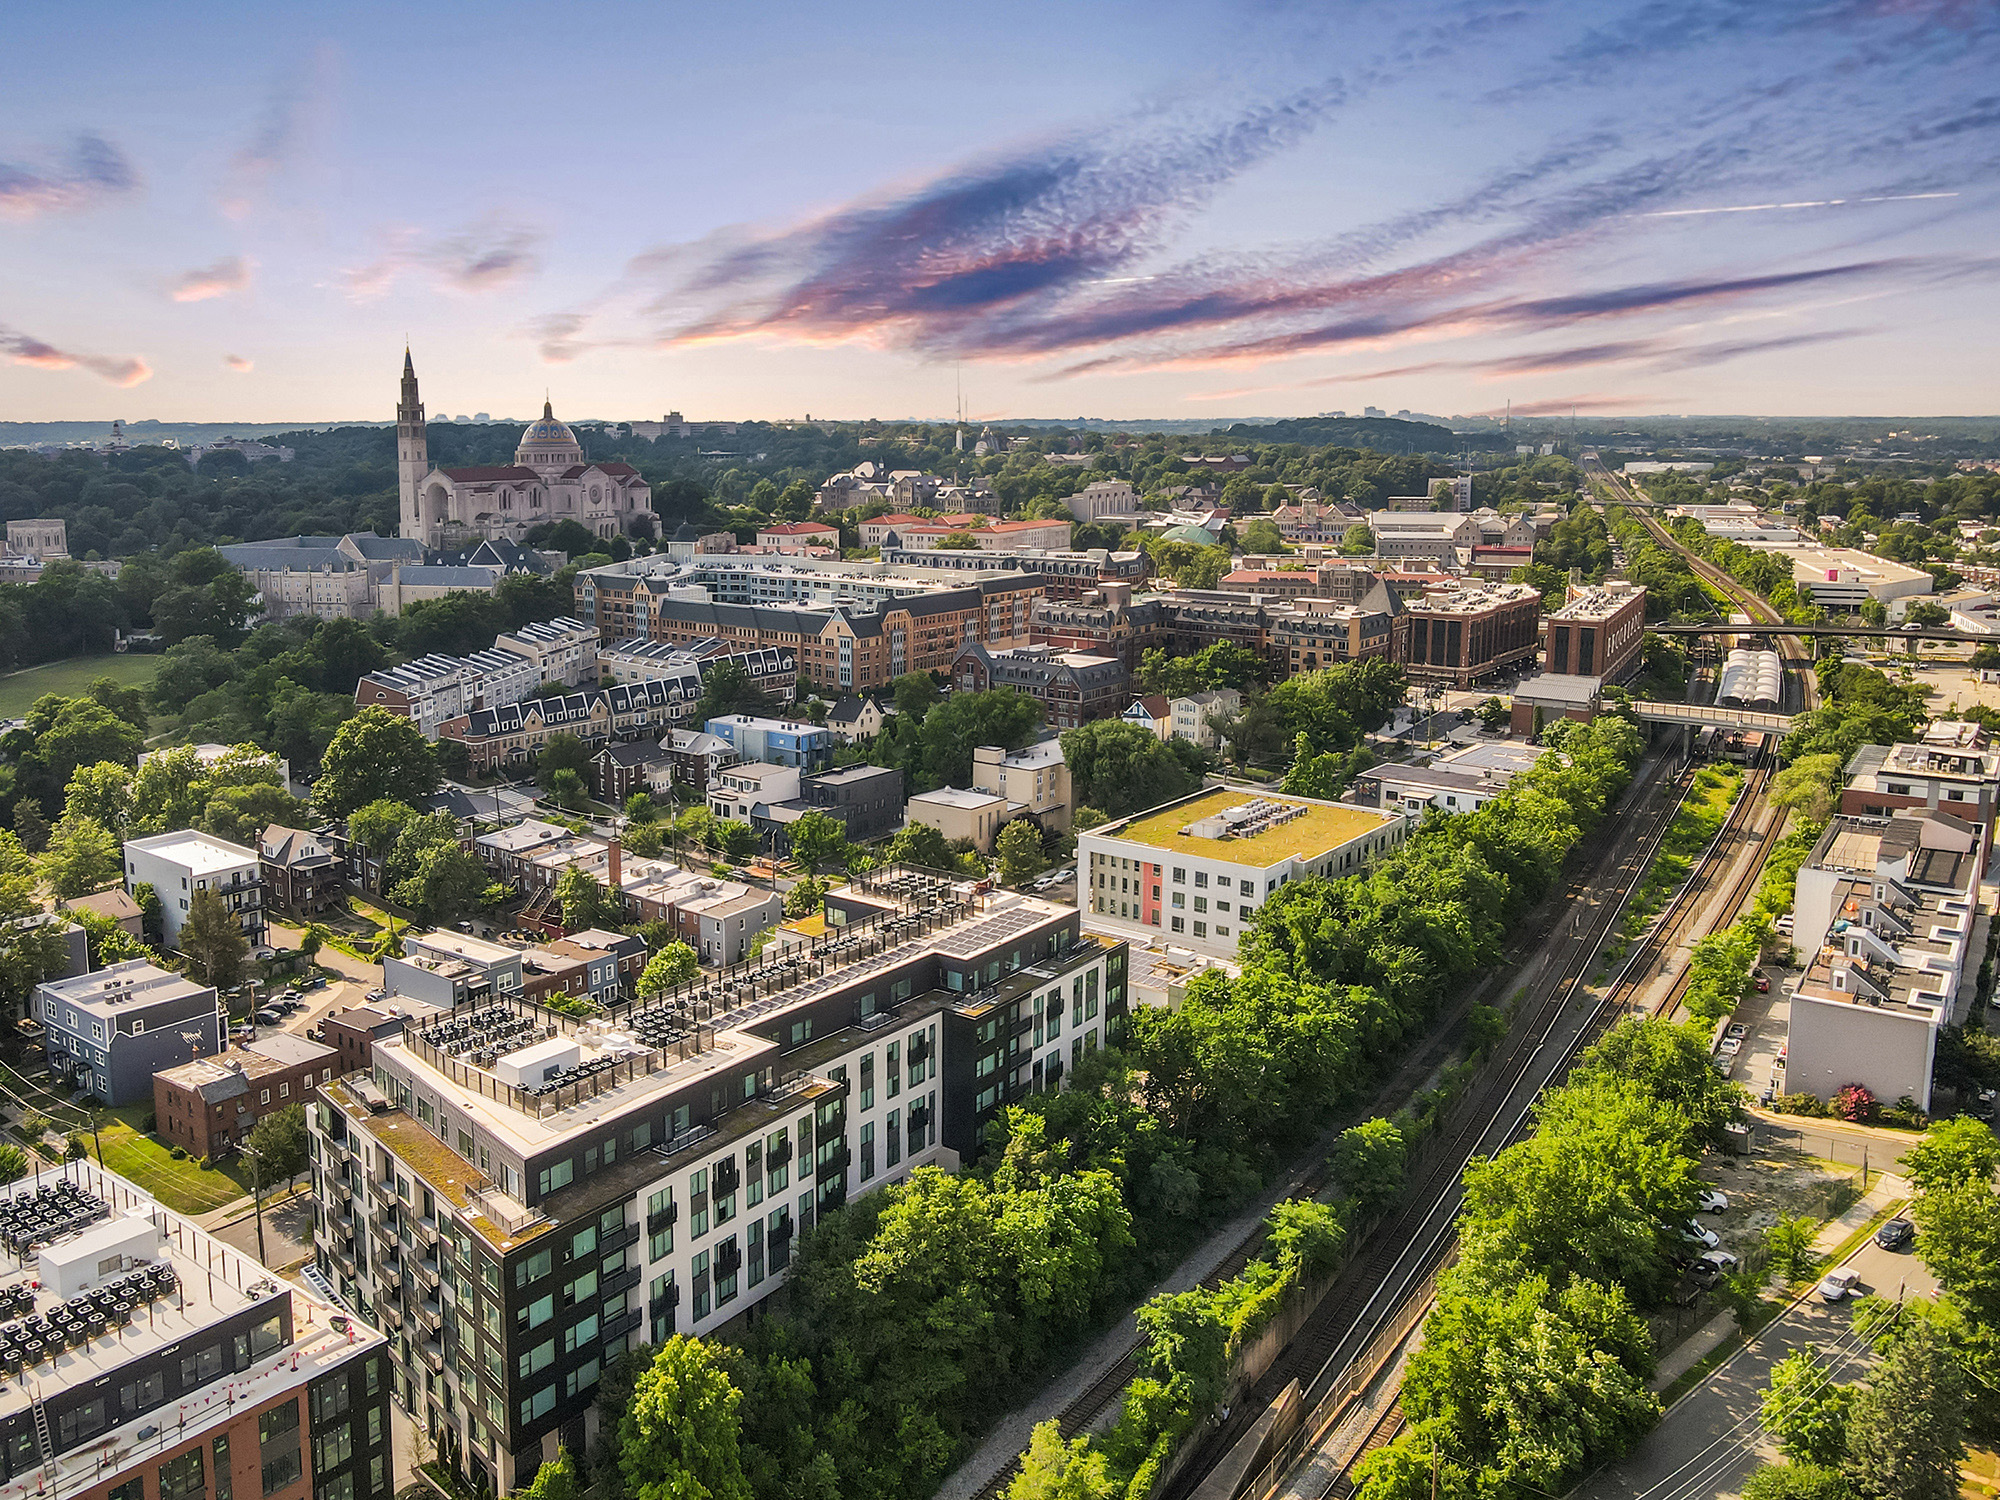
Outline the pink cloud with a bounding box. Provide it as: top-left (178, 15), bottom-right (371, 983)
top-left (172, 256), bottom-right (253, 303)
top-left (343, 225), bottom-right (540, 301)
top-left (225, 354), bottom-right (254, 373)
top-left (0, 326), bottom-right (150, 386)
top-left (0, 133), bottom-right (138, 218)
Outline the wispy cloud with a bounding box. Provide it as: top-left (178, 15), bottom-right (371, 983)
top-left (343, 224), bottom-right (541, 300)
top-left (224, 354), bottom-right (253, 373)
top-left (222, 46), bottom-right (336, 218)
top-left (171, 256), bottom-right (253, 303)
top-left (0, 326), bottom-right (150, 386)
top-left (0, 133), bottom-right (137, 218)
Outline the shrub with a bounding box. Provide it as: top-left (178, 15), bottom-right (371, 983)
top-left (1776, 1092), bottom-right (1829, 1118)
top-left (1832, 1083), bottom-right (1877, 1123)
top-left (142, 1113), bottom-right (157, 1133)
top-left (169, 1145), bottom-right (187, 1161)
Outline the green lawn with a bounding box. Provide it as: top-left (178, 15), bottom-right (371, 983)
top-left (93, 1122), bottom-right (253, 1213)
top-left (0, 653), bottom-right (161, 718)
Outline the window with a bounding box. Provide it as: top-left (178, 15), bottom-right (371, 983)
top-left (317, 1479), bottom-right (353, 1500)
top-left (258, 1402), bottom-right (301, 1496)
top-left (1194, 922), bottom-right (1206, 938)
top-left (313, 1426), bottom-right (353, 1472)
top-left (162, 1449), bottom-right (206, 1500)
top-left (860, 1122), bottom-right (875, 1182)
top-left (564, 1358), bottom-right (600, 1399)
top-left (1193, 897), bottom-right (1206, 914)
top-left (514, 1248), bottom-right (553, 1287)
top-left (518, 1295), bottom-right (554, 1332)
top-left (563, 1269), bottom-right (597, 1305)
top-left (518, 1386), bottom-right (555, 1425)
top-left (563, 1314), bottom-right (599, 1353)
top-left (571, 1225), bottom-right (597, 1259)
top-left (260, 1090), bottom-right (270, 1105)
top-left (536, 1159), bottom-right (575, 1196)
top-left (215, 1435), bottom-right (232, 1500)
top-left (1239, 879), bottom-right (1255, 896)
top-left (1171, 916), bottom-right (1185, 933)
top-left (1194, 871), bottom-right (1208, 888)
top-left (1172, 867), bottom-right (1185, 883)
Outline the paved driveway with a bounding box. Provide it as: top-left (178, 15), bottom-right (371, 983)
top-left (1573, 1237), bottom-right (1938, 1499)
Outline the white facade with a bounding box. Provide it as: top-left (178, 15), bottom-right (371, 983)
top-left (497, 616), bottom-right (600, 688)
top-left (1170, 688), bottom-right (1241, 748)
top-left (124, 830), bottom-right (265, 946)
top-left (1067, 480), bottom-right (1141, 523)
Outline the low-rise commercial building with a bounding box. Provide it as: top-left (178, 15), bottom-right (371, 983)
top-left (1733, 541), bottom-right (1934, 616)
top-left (882, 546), bottom-right (1149, 601)
top-left (37, 960), bottom-right (224, 1105)
top-left (154, 1033), bottom-right (339, 1159)
top-left (1078, 789), bottom-right (1410, 959)
top-left (1542, 582), bottom-right (1646, 683)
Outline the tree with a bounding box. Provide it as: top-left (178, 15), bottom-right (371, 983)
top-left (389, 825), bottom-right (488, 925)
top-left (39, 815), bottom-right (122, 898)
top-left (1281, 733), bottom-right (1347, 800)
top-left (0, 1145), bottom-right (26, 1185)
top-left (1761, 1348), bottom-right (1852, 1467)
top-left (716, 821), bottom-right (758, 862)
top-left (1071, 807), bottom-right (1108, 833)
top-left (547, 768), bottom-right (590, 811)
top-left (1766, 1214), bottom-right (1822, 1283)
top-left (1475, 697), bottom-right (1509, 732)
top-left (1007, 1421), bottom-right (1114, 1500)
top-left (63, 762), bottom-right (132, 830)
top-left (625, 792), bottom-right (660, 823)
top-left (640, 943), bottom-right (700, 997)
top-left (1743, 1464), bottom-right (1853, 1500)
top-left (537, 733), bottom-right (592, 793)
top-left (1770, 754), bottom-right (1843, 827)
top-left (1060, 720), bottom-right (1201, 820)
top-left (180, 888), bottom-right (248, 989)
top-left (201, 783), bottom-right (306, 846)
top-left (556, 867), bottom-right (625, 931)
top-left (997, 821), bottom-right (1046, 887)
top-left (1239, 518), bottom-right (1290, 555)
top-left (695, 661), bottom-right (776, 725)
top-left (892, 672), bottom-right (941, 722)
top-left (1843, 1321), bottom-right (1966, 1500)
top-left (314, 708), bottom-right (440, 818)
top-left (618, 1336), bottom-right (752, 1500)
top-left (522, 1449), bottom-right (579, 1500)
top-left (884, 821), bottom-right (954, 870)
top-left (1905, 600), bottom-right (1950, 628)
top-left (346, 799), bottom-right (417, 861)
top-left (1341, 523), bottom-right (1374, 555)
top-left (917, 689), bottom-right (1042, 791)
top-left (784, 875), bottom-right (827, 917)
top-left (1903, 1115), bottom-right (2000, 1197)
top-left (788, 809), bottom-right (850, 875)
top-left (246, 1103), bottom-right (309, 1187)
top-left (1333, 1118), bottom-right (1407, 1222)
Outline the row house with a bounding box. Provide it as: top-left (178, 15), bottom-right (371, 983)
top-left (496, 616), bottom-right (601, 688)
top-left (442, 677), bottom-right (737, 772)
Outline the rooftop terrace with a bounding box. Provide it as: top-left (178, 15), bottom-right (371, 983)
top-left (1106, 789), bottom-right (1400, 863)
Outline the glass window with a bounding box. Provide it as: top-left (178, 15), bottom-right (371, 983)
top-left (257, 1402), bottom-right (301, 1496)
top-left (162, 1449), bottom-right (205, 1500)
top-left (514, 1248), bottom-right (552, 1287)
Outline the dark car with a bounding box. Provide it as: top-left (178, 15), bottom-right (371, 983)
top-left (1875, 1217), bottom-right (1914, 1251)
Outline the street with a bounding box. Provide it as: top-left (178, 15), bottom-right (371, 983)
top-left (1574, 1236), bottom-right (1938, 1500)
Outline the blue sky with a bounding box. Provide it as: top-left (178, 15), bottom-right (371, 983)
top-left (5, 0), bottom-right (1999, 422)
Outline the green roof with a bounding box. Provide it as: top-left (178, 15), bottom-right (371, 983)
top-left (1109, 789), bottom-right (1397, 864)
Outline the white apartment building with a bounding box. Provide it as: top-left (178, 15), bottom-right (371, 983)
top-left (1079, 788), bottom-right (1410, 959)
top-left (1840, 719), bottom-right (2000, 844)
top-left (309, 872), bottom-right (1129, 1493)
top-left (1170, 688), bottom-right (1242, 749)
top-left (124, 829), bottom-right (266, 947)
top-left (708, 763), bottom-right (803, 823)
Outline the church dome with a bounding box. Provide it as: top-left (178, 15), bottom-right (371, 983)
top-left (516, 400), bottom-right (583, 469)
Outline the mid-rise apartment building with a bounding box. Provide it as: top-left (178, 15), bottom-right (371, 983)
top-left (1079, 789), bottom-right (1410, 959)
top-left (1268, 586), bottom-right (1406, 675)
top-left (1029, 584), bottom-right (1168, 668)
top-left (1542, 582), bottom-right (1646, 683)
top-left (951, 642), bottom-right (1129, 729)
top-left (124, 830), bottom-right (266, 949)
top-left (1401, 583), bottom-right (1543, 687)
top-left (37, 960), bottom-right (225, 1105)
top-left (0, 1162), bottom-right (391, 1500)
top-left (881, 546), bottom-right (1150, 601)
top-left (310, 873), bottom-right (1126, 1491)
top-left (1169, 689), bottom-right (1242, 750)
top-left (972, 739), bottom-right (1072, 831)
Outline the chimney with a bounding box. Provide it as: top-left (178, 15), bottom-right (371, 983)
top-left (609, 838), bottom-right (622, 889)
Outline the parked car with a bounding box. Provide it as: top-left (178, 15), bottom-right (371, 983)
top-left (1875, 1218), bottom-right (1914, 1251)
top-left (252, 947), bottom-right (278, 961)
top-left (1678, 1219), bottom-right (1721, 1249)
top-left (253, 1008), bottom-right (282, 1026)
top-left (1755, 974), bottom-right (1771, 993)
top-left (1819, 1267), bottom-right (1862, 1302)
top-left (1697, 1189), bottom-right (1730, 1214)
top-left (1688, 1249), bottom-right (1740, 1286)
top-left (1718, 1037), bottom-right (1742, 1056)
top-left (1726, 1022), bottom-right (1747, 1039)
top-left (365, 988), bottom-right (387, 1002)
top-left (1775, 914), bottom-right (1794, 934)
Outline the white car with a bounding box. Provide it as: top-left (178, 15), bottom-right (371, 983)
top-left (1819, 1267), bottom-right (1861, 1302)
top-left (1697, 1189), bottom-right (1730, 1214)
top-left (1678, 1220), bottom-right (1721, 1250)
top-left (1775, 914), bottom-right (1794, 933)
top-left (1718, 1037), bottom-right (1742, 1056)
top-left (1689, 1249), bottom-right (1740, 1285)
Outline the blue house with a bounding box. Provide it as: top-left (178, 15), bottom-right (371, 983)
top-left (704, 714), bottom-right (836, 772)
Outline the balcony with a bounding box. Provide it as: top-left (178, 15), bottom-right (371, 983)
top-left (765, 1138), bottom-right (792, 1168)
top-left (711, 1159), bottom-right (740, 1196)
top-left (602, 1264), bottom-right (641, 1299)
top-left (602, 1221), bottom-right (640, 1255)
top-left (420, 1339), bottom-right (444, 1372)
top-left (330, 1245), bottom-right (356, 1279)
top-left (715, 1243), bottom-right (742, 1278)
top-left (649, 1282), bottom-right (682, 1315)
top-left (646, 1202), bottom-right (679, 1235)
top-left (602, 1309), bottom-right (643, 1343)
top-left (415, 1257), bottom-right (440, 1287)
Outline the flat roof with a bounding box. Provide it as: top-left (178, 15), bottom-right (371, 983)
top-left (912, 786), bottom-right (1007, 809)
top-left (1105, 789), bottom-right (1398, 864)
top-left (124, 830), bottom-right (256, 875)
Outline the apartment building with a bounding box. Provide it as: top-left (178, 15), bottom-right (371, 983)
top-left (1030, 583), bottom-right (1168, 668)
top-left (36, 961), bottom-right (224, 1105)
top-left (708, 763), bottom-right (802, 824)
top-left (907, 787), bottom-right (1011, 853)
top-left (950, 642), bottom-right (1130, 729)
top-left (154, 1033), bottom-right (340, 1159)
top-left (384, 931), bottom-right (525, 1010)
top-left (259, 823), bottom-right (343, 917)
top-left (675, 883), bottom-right (785, 964)
top-left (881, 546), bottom-right (1150, 601)
top-left (759, 764), bottom-right (905, 848)
top-left (1401, 583), bottom-right (1543, 687)
top-left (354, 655), bottom-right (486, 739)
top-left (754, 522), bottom-right (841, 553)
top-left (1269, 585), bottom-right (1406, 675)
top-left (1159, 591), bottom-right (1281, 671)
top-left (1218, 567), bottom-right (1338, 601)
top-left (308, 871), bottom-right (1127, 1491)
top-left (1788, 810), bottom-right (1982, 1111)
top-left (494, 617), bottom-right (600, 688)
top-left (592, 639), bottom-right (796, 699)
top-left (1841, 720), bottom-right (2000, 843)
top-left (974, 518), bottom-right (1072, 552)
top-left (1079, 789), bottom-right (1410, 959)
top-left (972, 739), bottom-right (1072, 831)
top-left (1169, 689), bottom-right (1242, 750)
top-left (704, 714), bottom-right (836, 771)
top-left (1543, 582), bottom-right (1647, 683)
top-left (125, 831), bottom-right (266, 948)
top-left (0, 1162), bottom-right (391, 1500)
top-left (443, 671), bottom-right (786, 772)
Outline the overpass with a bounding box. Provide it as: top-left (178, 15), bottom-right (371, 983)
top-left (1625, 700), bottom-right (1794, 735)
top-left (1650, 621), bottom-right (1984, 644)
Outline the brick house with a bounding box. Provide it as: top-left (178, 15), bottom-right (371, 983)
top-left (154, 1033), bottom-right (339, 1159)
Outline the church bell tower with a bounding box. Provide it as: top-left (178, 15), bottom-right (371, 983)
top-left (397, 349), bottom-right (428, 541)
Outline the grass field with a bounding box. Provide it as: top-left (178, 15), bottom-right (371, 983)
top-left (0, 653), bottom-right (160, 718)
top-left (94, 1120), bottom-right (253, 1213)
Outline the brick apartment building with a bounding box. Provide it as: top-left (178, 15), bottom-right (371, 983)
top-left (1542, 582), bottom-right (1647, 683)
top-left (154, 1033), bottom-right (340, 1159)
top-left (1401, 583), bottom-right (1543, 687)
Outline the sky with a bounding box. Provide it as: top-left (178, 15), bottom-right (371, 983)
top-left (5, 0), bottom-right (2000, 425)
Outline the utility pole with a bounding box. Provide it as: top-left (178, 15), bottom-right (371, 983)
top-left (242, 1143), bottom-right (268, 1266)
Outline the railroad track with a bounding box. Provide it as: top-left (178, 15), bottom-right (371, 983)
top-left (1319, 1398), bottom-right (1403, 1500)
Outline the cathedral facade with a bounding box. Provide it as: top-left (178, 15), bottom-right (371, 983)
top-left (396, 352), bottom-right (652, 547)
